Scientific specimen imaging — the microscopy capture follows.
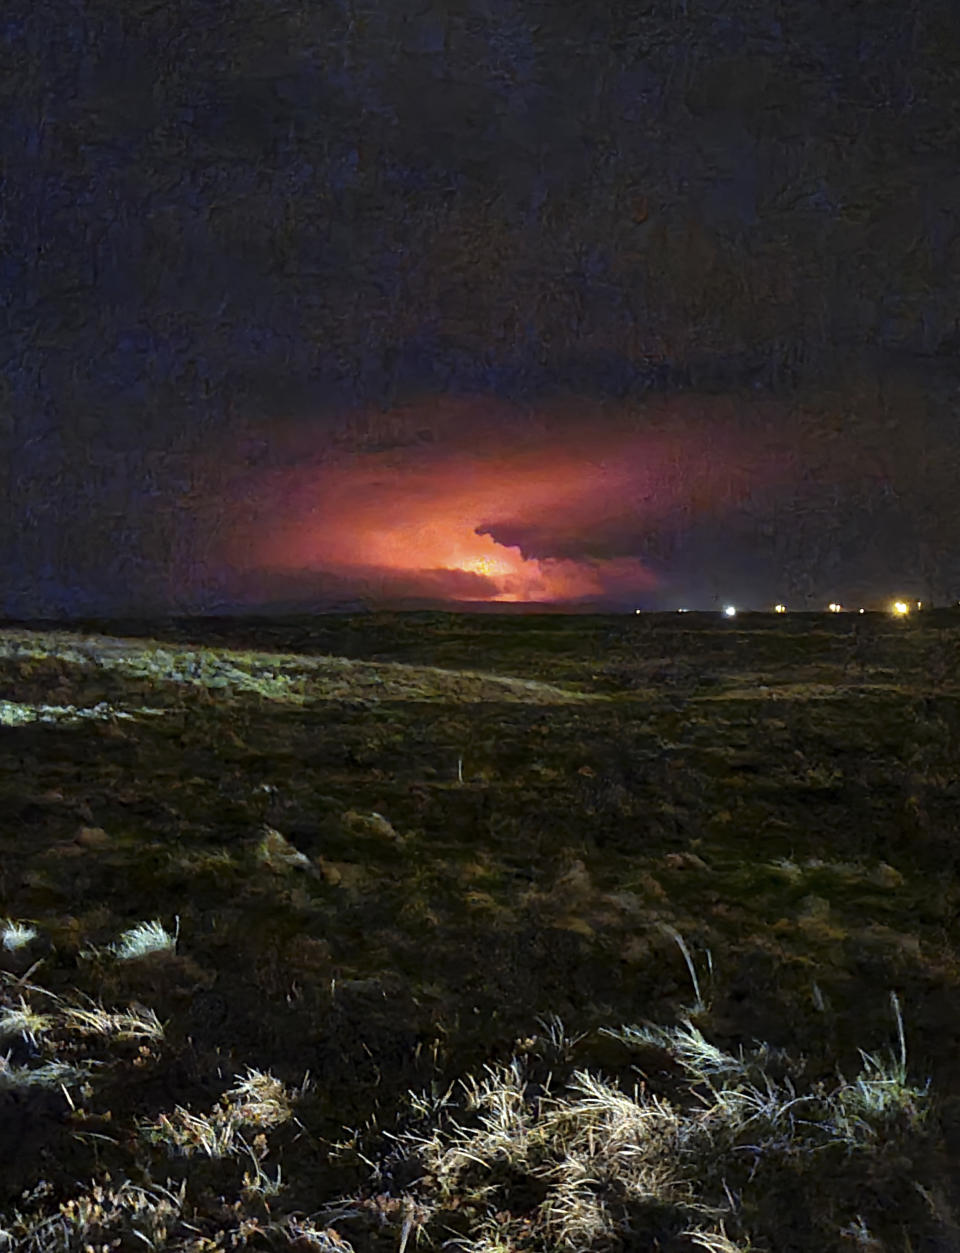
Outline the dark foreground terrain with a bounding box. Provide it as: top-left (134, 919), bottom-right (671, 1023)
top-left (0, 609), bottom-right (958, 1251)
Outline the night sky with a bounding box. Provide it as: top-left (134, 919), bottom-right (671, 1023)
top-left (3, 0), bottom-right (960, 616)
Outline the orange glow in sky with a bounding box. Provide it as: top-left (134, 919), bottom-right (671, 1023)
top-left (236, 440), bottom-right (659, 602)
top-left (214, 393), bottom-right (795, 605)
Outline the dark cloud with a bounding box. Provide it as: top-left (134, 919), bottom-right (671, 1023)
top-left (3, 3), bottom-right (960, 613)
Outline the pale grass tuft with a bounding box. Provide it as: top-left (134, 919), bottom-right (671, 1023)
top-left (0, 1056), bottom-right (93, 1090)
top-left (392, 1060), bottom-right (536, 1207)
top-left (140, 1105), bottom-right (242, 1159)
top-left (545, 1069), bottom-right (682, 1173)
top-left (240, 1146), bottom-right (284, 1205)
top-left (61, 1000), bottom-right (164, 1041)
top-left (603, 1019), bottom-right (749, 1079)
top-left (406, 1079), bottom-right (457, 1124)
top-left (534, 1014), bottom-right (588, 1063)
top-left (831, 1049), bottom-right (929, 1141)
top-left (357, 994), bottom-right (931, 1250)
top-left (444, 1224), bottom-right (520, 1253)
top-left (0, 1177), bottom-right (187, 1252)
top-left (538, 1176), bottom-right (613, 1249)
top-left (453, 1237), bottom-right (516, 1253)
top-left (0, 999), bottom-right (53, 1040)
top-left (108, 919), bottom-right (178, 960)
top-left (829, 990), bottom-right (928, 1142)
top-left (684, 1223), bottom-right (754, 1252)
top-left (140, 1069), bottom-right (299, 1159)
top-left (222, 1068), bottom-right (296, 1129)
top-left (276, 1217), bottom-right (356, 1250)
top-left (607, 993), bottom-right (928, 1151)
top-left (698, 1075), bottom-right (808, 1138)
top-left (447, 1059), bottom-right (535, 1176)
top-left (1, 921), bottom-right (39, 952)
top-left (390, 1057), bottom-right (690, 1249)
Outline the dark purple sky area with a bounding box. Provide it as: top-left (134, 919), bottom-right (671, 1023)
top-left (2, 0), bottom-right (959, 615)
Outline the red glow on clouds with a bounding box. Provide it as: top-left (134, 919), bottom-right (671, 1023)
top-left (249, 443), bottom-right (656, 602)
top-left (215, 394), bottom-right (796, 606)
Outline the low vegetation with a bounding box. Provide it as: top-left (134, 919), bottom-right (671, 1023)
top-left (0, 610), bottom-right (958, 1250)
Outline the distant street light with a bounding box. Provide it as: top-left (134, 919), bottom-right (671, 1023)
top-left (723, 605), bottom-right (737, 617)
top-left (828, 602), bottom-right (843, 613)
top-left (892, 600), bottom-right (910, 616)
top-left (773, 603), bottom-right (786, 614)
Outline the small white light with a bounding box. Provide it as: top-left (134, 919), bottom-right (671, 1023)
top-left (773, 603), bottom-right (786, 614)
top-left (828, 602), bottom-right (842, 613)
top-left (723, 605), bottom-right (737, 618)
top-left (677, 607), bottom-right (688, 613)
top-left (635, 608), bottom-right (642, 614)
top-left (859, 608), bottom-right (865, 614)
top-left (892, 600), bottom-right (909, 616)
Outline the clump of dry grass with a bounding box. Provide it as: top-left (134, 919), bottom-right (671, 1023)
top-left (0, 1177), bottom-right (188, 1252)
top-left (0, 959), bottom-right (320, 1252)
top-left (139, 1067), bottom-right (304, 1160)
top-left (0, 1057), bottom-right (93, 1092)
top-left (107, 919), bottom-right (179, 960)
top-left (0, 907), bottom-right (940, 1253)
top-left (0, 1000), bottom-right (54, 1042)
top-left (0, 981), bottom-right (168, 1098)
top-left (78, 918), bottom-right (181, 963)
top-left (335, 994), bottom-right (932, 1252)
top-left (0, 1170), bottom-right (352, 1251)
top-left (61, 1000), bottom-right (164, 1041)
top-left (683, 1225), bottom-right (755, 1252)
top-left (0, 922), bottom-right (38, 953)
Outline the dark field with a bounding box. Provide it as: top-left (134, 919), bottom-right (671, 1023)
top-left (1, 610), bottom-right (959, 1252)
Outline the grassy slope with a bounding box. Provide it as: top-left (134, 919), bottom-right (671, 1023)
top-left (0, 611), bottom-right (958, 1251)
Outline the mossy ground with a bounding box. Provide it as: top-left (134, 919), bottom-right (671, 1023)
top-left (0, 610), bottom-right (958, 1250)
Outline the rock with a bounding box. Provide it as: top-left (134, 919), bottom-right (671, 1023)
top-left (869, 862), bottom-right (904, 889)
top-left (663, 851), bottom-right (709, 871)
top-left (75, 826), bottom-right (111, 849)
top-left (256, 826), bottom-right (313, 872)
top-left (343, 810), bottom-right (401, 840)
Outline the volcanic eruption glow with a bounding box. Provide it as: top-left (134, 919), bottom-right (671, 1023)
top-left (209, 395), bottom-right (799, 608)
top-left (244, 459), bottom-right (637, 603)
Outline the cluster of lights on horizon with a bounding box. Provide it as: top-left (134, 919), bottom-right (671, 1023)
top-left (637, 599), bottom-right (928, 618)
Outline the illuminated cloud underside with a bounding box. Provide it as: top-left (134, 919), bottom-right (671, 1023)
top-left (212, 395), bottom-right (799, 606)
